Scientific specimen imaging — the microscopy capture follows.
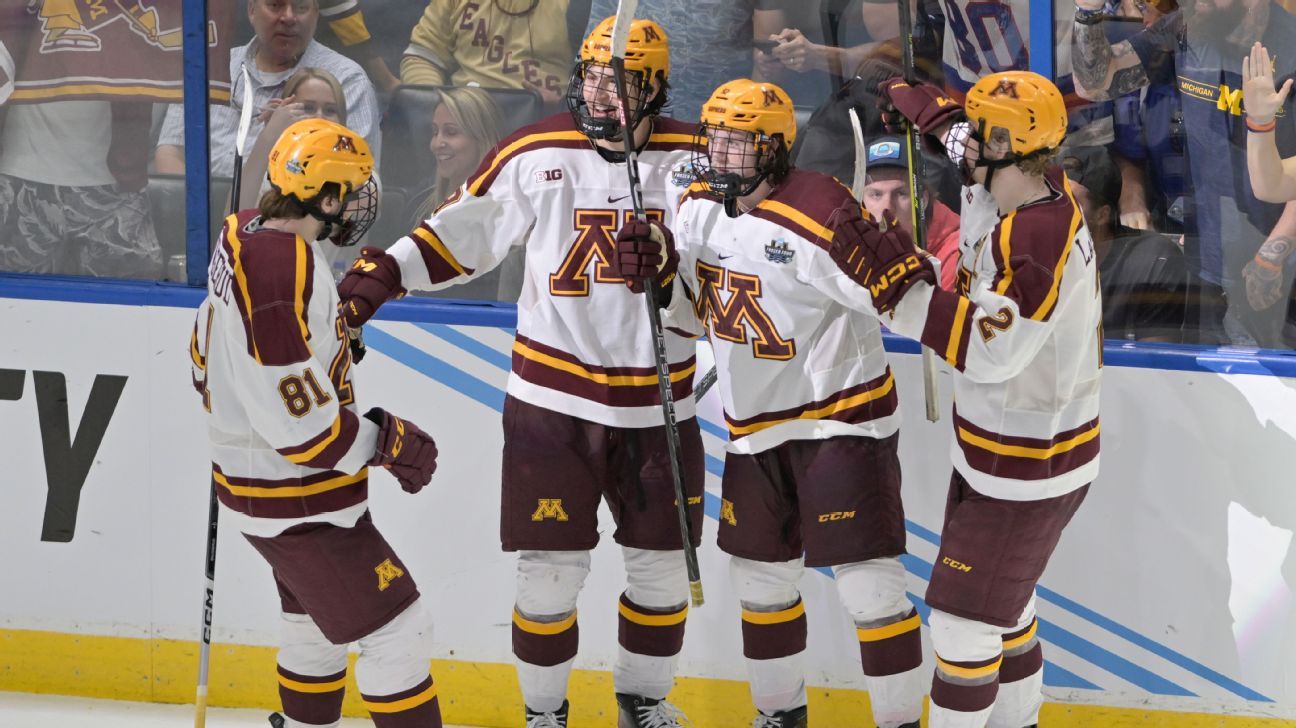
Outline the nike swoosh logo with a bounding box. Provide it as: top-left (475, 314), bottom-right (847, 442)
top-left (717, 254), bottom-right (733, 260)
top-left (607, 194), bottom-right (630, 204)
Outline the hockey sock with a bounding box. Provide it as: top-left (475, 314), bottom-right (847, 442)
top-left (361, 674), bottom-right (442, 727)
top-left (988, 618), bottom-right (1044, 728)
top-left (742, 597), bottom-right (809, 714)
top-left (929, 652), bottom-right (1001, 728)
top-left (513, 608), bottom-right (579, 712)
top-left (276, 664), bottom-right (346, 727)
top-left (856, 608), bottom-right (924, 726)
top-left (614, 591), bottom-right (688, 699)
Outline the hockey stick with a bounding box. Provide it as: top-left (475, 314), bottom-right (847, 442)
top-left (896, 0), bottom-right (942, 423)
top-left (193, 63), bottom-right (254, 728)
top-left (692, 365), bottom-right (717, 402)
top-left (609, 0), bottom-right (703, 607)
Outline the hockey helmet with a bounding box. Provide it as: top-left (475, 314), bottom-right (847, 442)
top-left (692, 79), bottom-right (796, 199)
top-left (267, 119), bottom-right (377, 246)
top-left (567, 16), bottom-right (671, 140)
top-left (964, 71), bottom-right (1067, 159)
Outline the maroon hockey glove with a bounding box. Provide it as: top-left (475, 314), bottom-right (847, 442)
top-left (338, 247), bottom-right (405, 329)
top-left (613, 218), bottom-right (679, 294)
top-left (364, 408), bottom-right (438, 494)
top-left (878, 77), bottom-right (964, 137)
top-left (830, 207), bottom-right (935, 314)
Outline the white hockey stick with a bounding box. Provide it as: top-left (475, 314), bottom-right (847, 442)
top-left (610, 0), bottom-right (703, 607)
top-left (193, 63), bottom-right (254, 728)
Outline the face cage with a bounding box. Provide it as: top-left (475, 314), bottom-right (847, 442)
top-left (690, 123), bottom-right (775, 199)
top-left (566, 61), bottom-right (651, 141)
top-left (328, 177), bottom-right (379, 247)
top-left (945, 119), bottom-right (1030, 191)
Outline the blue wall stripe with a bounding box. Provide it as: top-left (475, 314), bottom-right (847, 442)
top-left (1036, 619), bottom-right (1193, 697)
top-left (6, 273), bottom-right (1296, 377)
top-left (363, 328), bottom-right (503, 413)
top-left (1045, 662), bottom-right (1102, 691)
top-left (417, 323), bottom-right (514, 372)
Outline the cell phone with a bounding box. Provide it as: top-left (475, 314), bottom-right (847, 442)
top-left (752, 39), bottom-right (780, 53)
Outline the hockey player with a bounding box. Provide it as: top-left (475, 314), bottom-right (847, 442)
top-left (190, 118), bottom-right (442, 727)
top-left (615, 79), bottom-right (924, 728)
top-left (334, 17), bottom-right (704, 728)
top-left (831, 72), bottom-right (1100, 728)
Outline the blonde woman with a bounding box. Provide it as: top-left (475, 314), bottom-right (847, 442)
top-left (411, 87), bottom-right (504, 223)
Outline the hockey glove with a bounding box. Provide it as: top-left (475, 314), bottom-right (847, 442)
top-left (613, 218), bottom-right (679, 294)
top-left (830, 207), bottom-right (935, 314)
top-left (879, 77), bottom-right (965, 139)
top-left (338, 247), bottom-right (405, 329)
top-left (364, 407), bottom-right (438, 494)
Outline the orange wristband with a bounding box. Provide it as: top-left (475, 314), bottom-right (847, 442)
top-left (1253, 254), bottom-right (1284, 274)
top-left (1247, 116), bottom-right (1277, 133)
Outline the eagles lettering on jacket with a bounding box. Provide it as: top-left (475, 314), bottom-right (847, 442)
top-left (888, 169), bottom-right (1102, 501)
top-left (191, 210), bottom-right (379, 537)
top-left (385, 113), bottom-right (699, 428)
top-left (667, 170), bottom-right (898, 455)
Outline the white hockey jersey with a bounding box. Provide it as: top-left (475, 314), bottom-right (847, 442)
top-left (386, 113), bottom-right (700, 428)
top-left (667, 171), bottom-right (899, 455)
top-left (888, 169), bottom-right (1102, 501)
top-left (940, 0), bottom-right (1076, 99)
top-left (192, 210), bottom-right (379, 538)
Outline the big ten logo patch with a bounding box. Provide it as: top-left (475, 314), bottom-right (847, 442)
top-left (817, 510), bottom-right (856, 523)
top-left (532, 498), bottom-right (569, 521)
top-left (941, 556), bottom-right (973, 573)
top-left (535, 168), bottom-right (564, 183)
top-left (720, 499), bottom-right (737, 526)
top-left (550, 208), bottom-right (665, 296)
top-left (375, 558), bottom-right (405, 591)
top-left (693, 262), bottom-right (795, 360)
top-left (458, 2), bottom-right (563, 97)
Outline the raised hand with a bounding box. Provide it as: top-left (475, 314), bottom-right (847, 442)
top-left (1243, 42), bottom-right (1293, 125)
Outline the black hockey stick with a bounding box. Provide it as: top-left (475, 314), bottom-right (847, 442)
top-left (609, 0), bottom-right (703, 607)
top-left (692, 365), bottom-right (718, 402)
top-left (194, 63), bottom-right (254, 728)
top-left (897, 0), bottom-right (942, 423)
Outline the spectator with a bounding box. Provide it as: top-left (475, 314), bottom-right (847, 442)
top-left (409, 87), bottom-right (503, 224)
top-left (583, 0), bottom-right (787, 121)
top-left (859, 136), bottom-right (960, 289)
top-left (1242, 41), bottom-right (1296, 323)
top-left (756, 1), bottom-right (900, 90)
top-left (1063, 145), bottom-right (1189, 341)
top-left (1073, 0), bottom-right (1296, 347)
top-left (237, 67), bottom-right (348, 211)
top-left (401, 0), bottom-right (575, 110)
top-left (154, 0), bottom-right (379, 178)
top-left (318, 0), bottom-right (400, 92)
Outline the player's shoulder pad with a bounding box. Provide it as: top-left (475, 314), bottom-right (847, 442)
top-left (465, 112), bottom-right (587, 196)
top-left (748, 169), bottom-right (858, 251)
top-left (222, 216), bottom-right (316, 365)
top-left (985, 167), bottom-right (1086, 321)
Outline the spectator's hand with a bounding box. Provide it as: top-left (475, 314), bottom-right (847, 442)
top-left (1120, 209), bottom-right (1152, 230)
top-left (879, 77), bottom-right (964, 136)
top-left (364, 408), bottom-right (438, 493)
top-left (613, 218), bottom-right (678, 294)
top-left (771, 29), bottom-right (825, 73)
top-left (754, 40), bottom-right (783, 80)
top-left (829, 202), bottom-right (935, 313)
top-left (260, 96), bottom-right (315, 142)
top-left (1243, 42), bottom-right (1292, 124)
top-left (1243, 236), bottom-right (1293, 311)
top-left (338, 246), bottom-right (406, 328)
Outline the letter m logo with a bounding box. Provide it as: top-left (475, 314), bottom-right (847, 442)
top-left (532, 499), bottom-right (569, 521)
top-left (1218, 84), bottom-right (1244, 116)
top-left (693, 261), bottom-right (795, 360)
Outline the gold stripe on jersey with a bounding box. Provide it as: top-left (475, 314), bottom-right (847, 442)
top-left (214, 467), bottom-right (367, 498)
top-left (283, 414), bottom-right (345, 465)
top-left (1031, 195), bottom-right (1084, 321)
top-left (945, 296), bottom-right (971, 367)
top-left (225, 214), bottom-right (261, 364)
top-left (726, 373), bottom-right (895, 437)
top-left (412, 226), bottom-right (469, 277)
top-left (993, 214), bottom-right (1016, 296)
top-left (293, 238), bottom-right (310, 345)
top-left (648, 132), bottom-right (694, 145)
top-left (277, 673), bottom-right (347, 693)
top-left (857, 612), bottom-right (922, 642)
top-left (364, 680), bottom-right (438, 713)
top-left (512, 340), bottom-right (695, 386)
top-left (957, 422), bottom-right (1100, 460)
top-left (512, 609), bottom-right (577, 635)
top-left (619, 602), bottom-right (689, 627)
top-left (467, 131), bottom-right (586, 196)
top-left (742, 600), bottom-right (806, 625)
top-left (756, 198), bottom-right (834, 243)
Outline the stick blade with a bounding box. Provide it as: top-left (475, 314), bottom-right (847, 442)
top-left (849, 107), bottom-right (868, 199)
top-left (234, 64), bottom-right (255, 157)
top-left (609, 0), bottom-right (640, 60)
